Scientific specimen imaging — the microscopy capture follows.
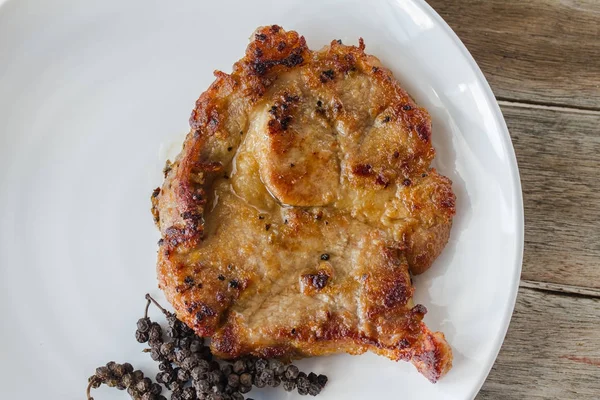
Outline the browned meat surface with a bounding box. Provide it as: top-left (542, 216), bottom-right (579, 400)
top-left (152, 25), bottom-right (455, 382)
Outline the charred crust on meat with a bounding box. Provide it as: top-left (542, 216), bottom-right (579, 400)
top-left (319, 69), bottom-right (335, 83)
top-left (228, 279), bottom-right (239, 289)
top-left (181, 211), bottom-right (202, 222)
top-left (195, 311), bottom-right (203, 322)
top-left (194, 302), bottom-right (216, 323)
top-left (384, 283), bottom-right (410, 308)
top-left (201, 303), bottom-right (216, 316)
top-left (215, 291), bottom-right (226, 303)
top-left (184, 276), bottom-right (195, 286)
top-left (212, 325), bottom-right (241, 357)
top-left (397, 338), bottom-right (411, 350)
top-left (247, 27), bottom-right (307, 77)
top-left (192, 161), bottom-right (223, 173)
top-left (302, 270), bottom-right (330, 291)
top-left (416, 123), bottom-right (432, 142)
top-left (257, 346), bottom-right (290, 359)
top-left (411, 304), bottom-right (428, 316)
top-left (333, 101), bottom-right (343, 114)
top-left (163, 160), bottom-right (173, 177)
top-left (267, 93), bottom-right (300, 133)
top-left (191, 191), bottom-right (205, 203)
top-left (352, 164), bottom-right (373, 176)
top-left (375, 174), bottom-right (390, 188)
top-left (164, 225), bottom-right (200, 249)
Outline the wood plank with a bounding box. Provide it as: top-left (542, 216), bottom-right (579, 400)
top-left (427, 0), bottom-right (600, 109)
top-left (500, 103), bottom-right (600, 289)
top-left (477, 286), bottom-right (600, 399)
top-left (521, 279), bottom-right (600, 298)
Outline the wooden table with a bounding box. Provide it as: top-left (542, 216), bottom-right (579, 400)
top-left (426, 1), bottom-right (600, 398)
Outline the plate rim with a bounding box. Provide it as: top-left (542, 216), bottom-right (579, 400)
top-left (417, 0), bottom-right (525, 398)
top-left (0, 0), bottom-right (525, 398)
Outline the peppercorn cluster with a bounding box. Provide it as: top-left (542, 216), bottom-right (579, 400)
top-left (87, 294), bottom-right (328, 400)
top-left (87, 361), bottom-right (164, 400)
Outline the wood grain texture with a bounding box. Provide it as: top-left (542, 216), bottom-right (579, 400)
top-left (427, 0), bottom-right (600, 109)
top-left (476, 286), bottom-right (600, 399)
top-left (521, 279), bottom-right (600, 298)
top-left (501, 103), bottom-right (600, 289)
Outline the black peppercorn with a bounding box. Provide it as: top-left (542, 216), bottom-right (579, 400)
top-left (181, 386), bottom-right (196, 400)
top-left (166, 326), bottom-right (180, 339)
top-left (309, 383), bottom-right (322, 395)
top-left (317, 374), bottom-right (328, 388)
top-left (95, 366), bottom-right (111, 380)
top-left (137, 317), bottom-right (151, 332)
top-left (121, 373), bottom-right (135, 388)
top-left (298, 386), bottom-right (309, 396)
top-left (178, 336), bottom-right (192, 350)
top-left (150, 383), bottom-right (162, 395)
top-left (209, 360), bottom-right (221, 371)
top-left (175, 348), bottom-right (191, 363)
top-left (140, 392), bottom-right (155, 400)
top-left (177, 367), bottom-right (190, 382)
top-left (283, 379), bottom-right (296, 391)
top-left (221, 363), bottom-right (233, 376)
top-left (135, 330), bottom-right (150, 343)
top-left (238, 385), bottom-right (251, 394)
top-left (158, 360), bottom-right (171, 371)
top-left (285, 364), bottom-right (299, 380)
top-left (231, 393), bottom-right (244, 400)
top-left (159, 341), bottom-right (175, 358)
top-left (227, 373), bottom-right (240, 388)
top-left (137, 377), bottom-right (153, 393)
top-left (255, 358), bottom-right (268, 371)
top-left (194, 379), bottom-right (211, 393)
top-left (239, 372), bottom-right (253, 387)
top-left (189, 339), bottom-right (203, 353)
top-left (231, 360), bottom-right (245, 374)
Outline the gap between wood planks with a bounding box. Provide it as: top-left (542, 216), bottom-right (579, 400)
top-left (497, 98), bottom-right (600, 115)
top-left (520, 279), bottom-right (600, 299)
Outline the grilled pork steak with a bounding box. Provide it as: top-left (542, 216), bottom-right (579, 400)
top-left (152, 25), bottom-right (455, 382)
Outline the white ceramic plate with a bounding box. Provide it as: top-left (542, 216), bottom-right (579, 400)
top-left (0, 0), bottom-right (523, 398)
